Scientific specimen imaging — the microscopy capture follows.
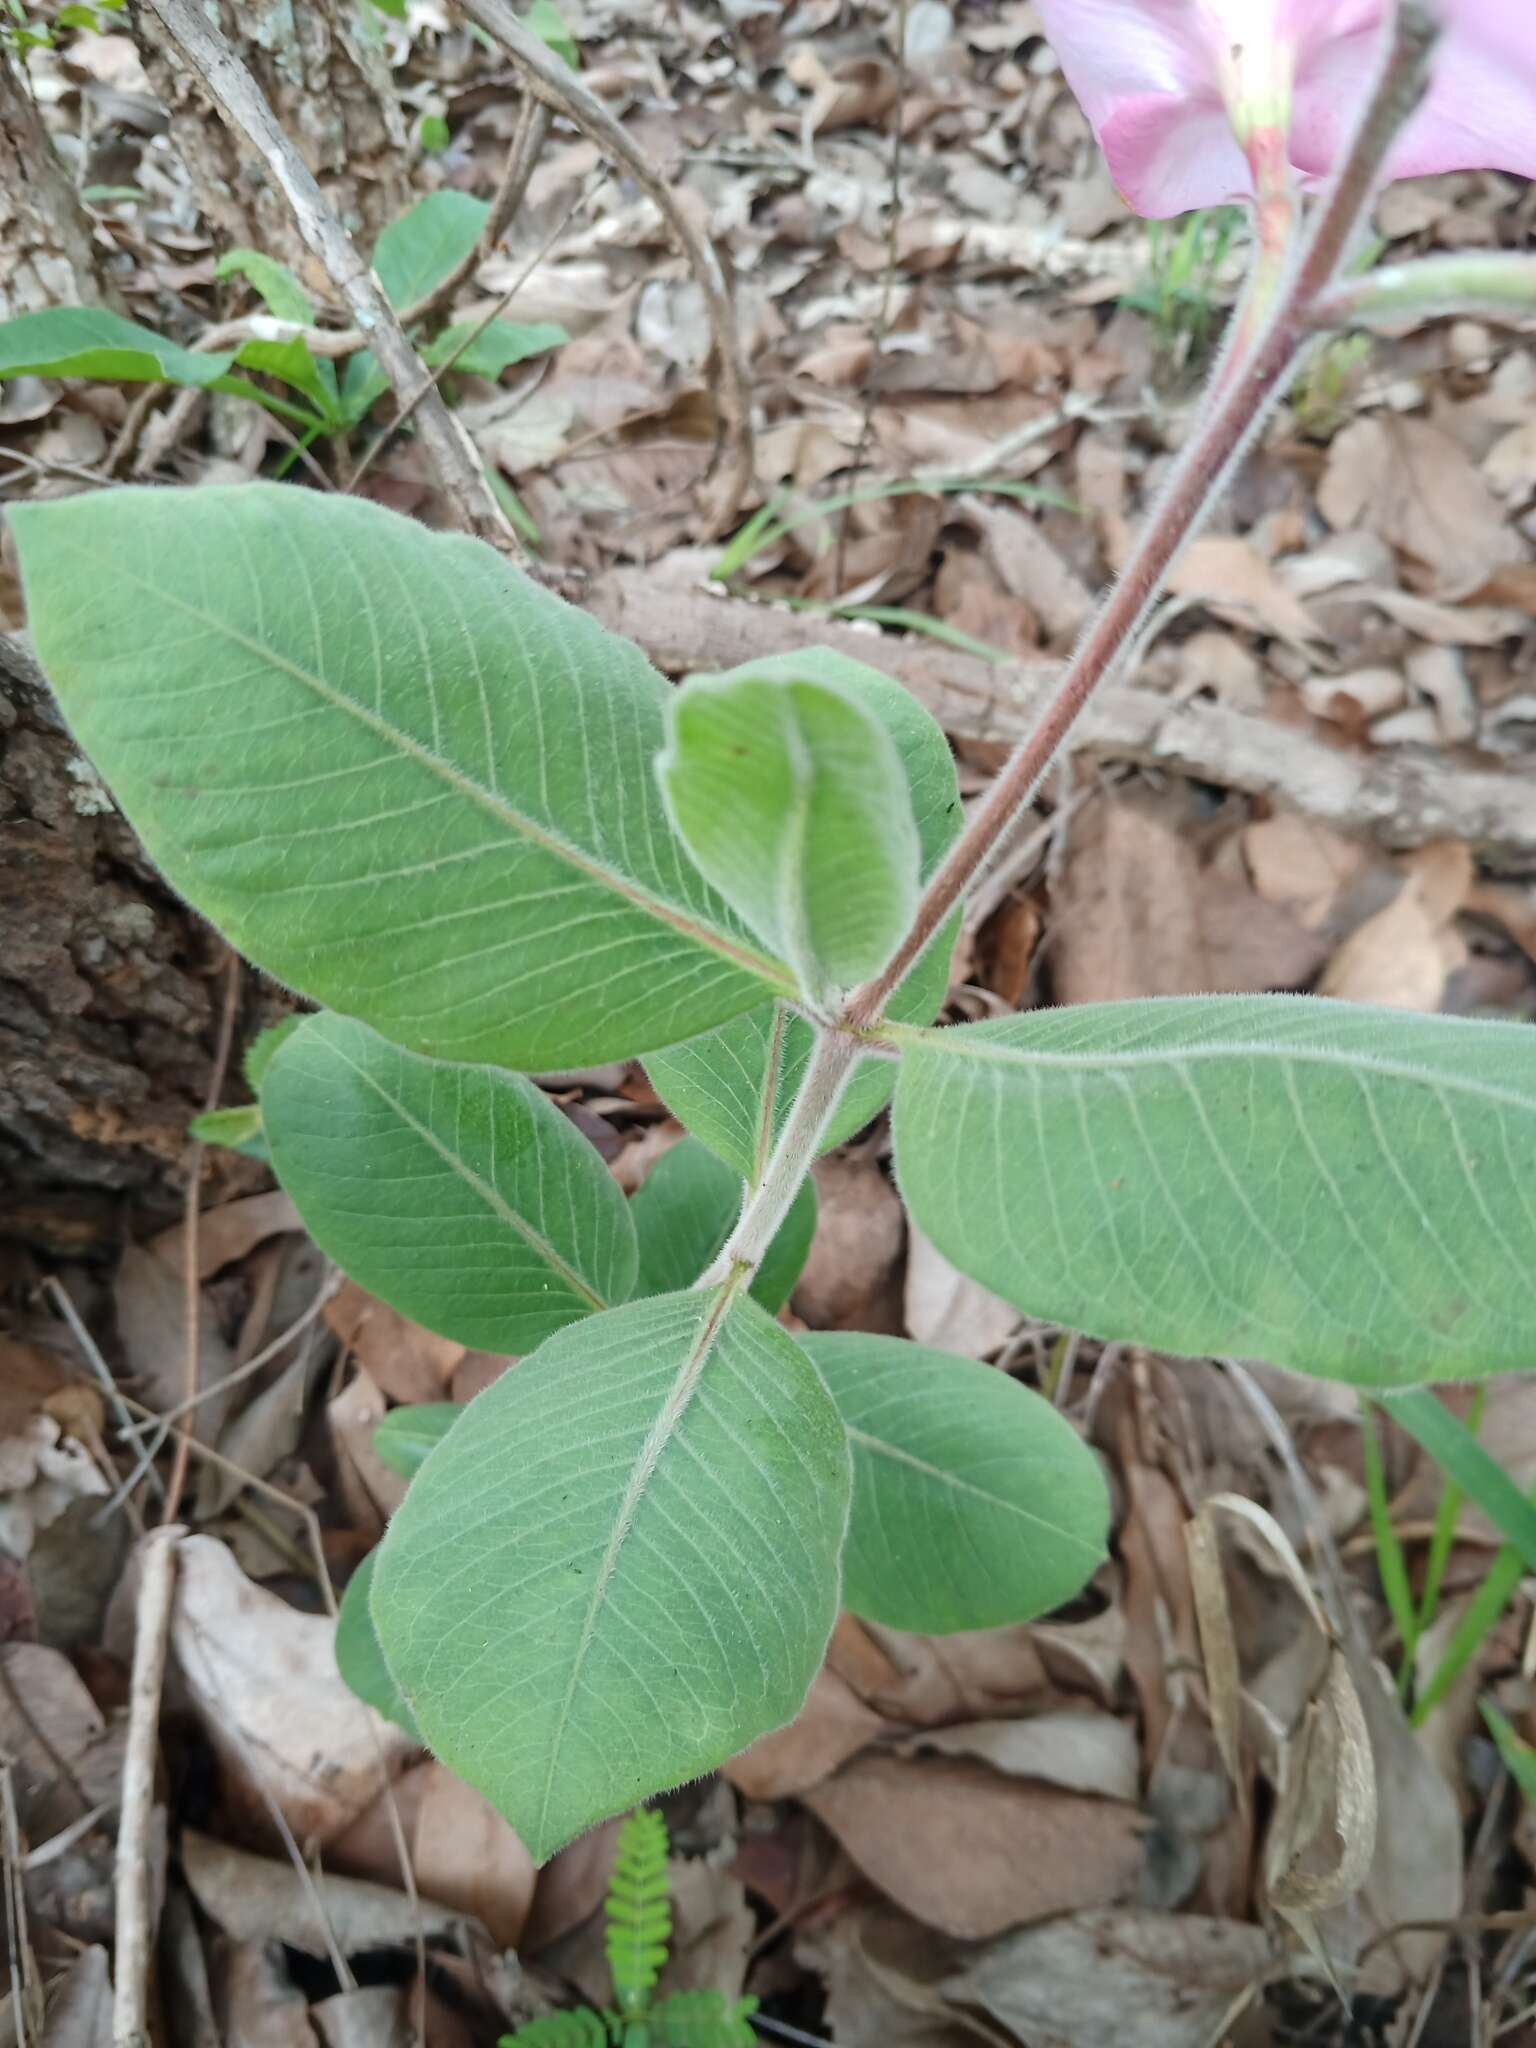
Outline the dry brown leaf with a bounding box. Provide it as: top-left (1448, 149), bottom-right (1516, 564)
top-left (324, 1281), bottom-right (464, 1406)
top-left (794, 1151), bottom-right (905, 1331)
top-left (1053, 796), bottom-right (1327, 1004)
top-left (803, 1753), bottom-right (1144, 1938)
top-left (170, 1535), bottom-right (415, 1844)
top-left (796, 1903), bottom-right (995, 2048)
top-left (725, 1665), bottom-right (886, 1800)
top-left (832, 1613), bottom-right (1060, 1726)
top-left (899, 1710), bottom-right (1139, 1800)
top-left (1165, 535), bottom-right (1323, 645)
top-left (312, 1986), bottom-right (413, 2048)
top-left (522, 1817), bottom-right (623, 1955)
top-left (0, 1642), bottom-right (117, 1838)
top-left (1242, 814), bottom-right (1367, 931)
top-left (38, 1945), bottom-right (112, 2048)
top-left (183, 1831), bottom-right (460, 1957)
top-left (941, 1909), bottom-right (1271, 2048)
top-left (662, 1858), bottom-right (754, 2002)
top-left (903, 1226), bottom-right (1018, 1359)
top-left (410, 1765), bottom-right (536, 1951)
top-left (150, 1188), bottom-right (301, 1280)
top-left (1318, 842), bottom-right (1472, 1009)
top-left (212, 1941), bottom-right (319, 2048)
top-left (115, 1243), bottom-right (239, 1432)
top-left (952, 497), bottom-right (1093, 645)
top-left (327, 1366), bottom-right (404, 1534)
top-left (1318, 416), bottom-right (1524, 594)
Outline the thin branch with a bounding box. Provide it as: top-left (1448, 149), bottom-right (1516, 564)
top-left (454, 0), bottom-right (754, 534)
top-left (840, 0), bottom-right (1438, 1032)
top-left (140, 0), bottom-right (522, 556)
top-left (162, 948), bottom-right (240, 1525)
top-left (113, 1526), bottom-right (180, 2048)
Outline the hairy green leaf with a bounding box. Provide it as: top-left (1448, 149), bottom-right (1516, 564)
top-left (373, 1402), bottom-right (461, 1480)
top-left (262, 1012), bottom-right (635, 1350)
top-left (0, 306), bottom-right (237, 386)
top-left (422, 319), bottom-right (567, 379)
top-left (188, 1103), bottom-right (267, 1159)
top-left (336, 1552), bottom-right (422, 1740)
top-left (893, 995), bottom-right (1536, 1383)
top-left (659, 669), bottom-right (920, 999)
top-left (12, 486), bottom-right (790, 1067)
top-left (647, 651), bottom-right (960, 1179)
top-left (630, 1135), bottom-right (816, 1312)
top-left (373, 190), bottom-right (488, 309)
top-left (370, 1285), bottom-right (850, 1859)
top-left (234, 332), bottom-right (338, 419)
top-left (802, 1332), bottom-right (1107, 1632)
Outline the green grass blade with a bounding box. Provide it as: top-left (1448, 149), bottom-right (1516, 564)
top-left (1417, 1384), bottom-right (1484, 1637)
top-left (1360, 1398), bottom-right (1418, 1693)
top-left (1412, 1544), bottom-right (1524, 1725)
top-left (1380, 1389), bottom-right (1536, 1568)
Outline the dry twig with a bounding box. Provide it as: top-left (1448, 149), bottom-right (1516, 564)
top-left (139, 0), bottom-right (522, 555)
top-left (113, 1526), bottom-right (181, 2048)
top-left (455, 0), bottom-right (754, 533)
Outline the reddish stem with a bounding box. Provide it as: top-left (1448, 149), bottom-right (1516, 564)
top-left (842, 0), bottom-right (1434, 1034)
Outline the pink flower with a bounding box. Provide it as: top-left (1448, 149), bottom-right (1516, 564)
top-left (1035, 0), bottom-right (1536, 218)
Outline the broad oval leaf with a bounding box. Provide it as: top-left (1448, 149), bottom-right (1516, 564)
top-left (647, 650), bottom-right (961, 1179)
top-left (0, 306), bottom-right (237, 385)
top-left (372, 190), bottom-right (488, 309)
top-left (659, 669), bottom-right (920, 998)
top-left (893, 995), bottom-right (1536, 1384)
top-left (11, 486), bottom-right (790, 1067)
top-left (801, 1332), bottom-right (1108, 1633)
top-left (630, 1134), bottom-right (816, 1312)
top-left (262, 1012), bottom-right (635, 1351)
top-left (336, 1551), bottom-right (422, 1740)
top-left (373, 1402), bottom-right (462, 1480)
top-left (370, 1286), bottom-right (851, 1859)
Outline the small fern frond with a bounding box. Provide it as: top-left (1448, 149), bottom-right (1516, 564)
top-left (606, 1808), bottom-right (673, 2015)
top-left (649, 1989), bottom-right (759, 2046)
top-left (497, 2009), bottom-right (610, 2048)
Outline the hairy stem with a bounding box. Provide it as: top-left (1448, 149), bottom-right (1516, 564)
top-left (699, 1027), bottom-right (861, 1285)
top-left (841, 0), bottom-right (1436, 1033)
top-left (703, 3), bottom-right (1437, 1291)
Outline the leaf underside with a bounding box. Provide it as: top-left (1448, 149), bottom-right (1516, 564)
top-left (262, 1011), bottom-right (636, 1351)
top-left (11, 486), bottom-right (789, 1069)
top-left (802, 1332), bottom-right (1108, 1632)
top-left (369, 1287), bottom-right (850, 1860)
top-left (894, 995), bottom-right (1536, 1384)
top-left (647, 649), bottom-right (964, 1179)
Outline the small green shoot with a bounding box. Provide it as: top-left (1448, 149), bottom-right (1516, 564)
top-left (500, 1810), bottom-right (756, 2046)
top-left (712, 476), bottom-right (1076, 582)
top-left (1121, 206), bottom-right (1243, 367)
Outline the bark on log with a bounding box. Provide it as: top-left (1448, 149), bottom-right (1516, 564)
top-left (0, 637), bottom-right (265, 1254)
top-left (0, 51), bottom-right (122, 318)
top-left (130, 0), bottom-right (411, 293)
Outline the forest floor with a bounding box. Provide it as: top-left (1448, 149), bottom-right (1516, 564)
top-left (4, 2), bottom-right (1536, 2044)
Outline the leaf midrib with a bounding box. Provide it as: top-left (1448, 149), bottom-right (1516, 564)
top-left (318, 1035), bottom-right (611, 1312)
top-left (845, 1423), bottom-right (1104, 1559)
top-left (898, 1027), bottom-right (1536, 1119)
top-left (534, 1277), bottom-right (745, 1849)
top-left (60, 547), bottom-right (793, 994)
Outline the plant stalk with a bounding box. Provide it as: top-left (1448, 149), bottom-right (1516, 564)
top-left (699, 1026), bottom-right (860, 1286)
top-left (841, 0), bottom-right (1436, 1034)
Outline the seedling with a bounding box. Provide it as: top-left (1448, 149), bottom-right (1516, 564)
top-left (500, 1809), bottom-right (756, 2046)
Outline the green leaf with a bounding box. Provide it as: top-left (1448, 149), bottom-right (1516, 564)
top-left (363, 0), bottom-right (406, 16)
top-left (646, 650), bottom-right (961, 1181)
top-left (659, 669), bottom-right (921, 1001)
top-left (262, 1012), bottom-right (636, 1351)
top-left (373, 1401), bottom-right (462, 1479)
top-left (338, 347), bottom-right (390, 425)
top-left (245, 1015), bottom-right (304, 1091)
top-left (189, 1103), bottom-right (267, 1159)
top-left (372, 190), bottom-right (488, 310)
top-left (1481, 1701), bottom-right (1536, 1804)
top-left (370, 1285), bottom-right (850, 1859)
top-left (527, 0), bottom-right (579, 66)
top-left (235, 333), bottom-right (338, 420)
top-left (419, 113), bottom-right (452, 153)
top-left (0, 307), bottom-right (236, 386)
top-left (336, 1551), bottom-right (422, 1740)
top-left (12, 485), bottom-right (791, 1068)
top-left (801, 1332), bottom-right (1107, 1632)
top-left (650, 1992), bottom-right (758, 2047)
top-left (630, 1135), bottom-right (815, 1313)
top-left (892, 995), bottom-right (1536, 1384)
top-left (422, 318), bottom-right (567, 379)
top-left (215, 247), bottom-right (314, 325)
top-left (1378, 1389), bottom-right (1536, 1568)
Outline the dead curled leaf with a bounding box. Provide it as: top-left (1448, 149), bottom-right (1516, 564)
top-left (182, 1830), bottom-right (462, 1957)
top-left (1185, 1496), bottom-right (1375, 1936)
